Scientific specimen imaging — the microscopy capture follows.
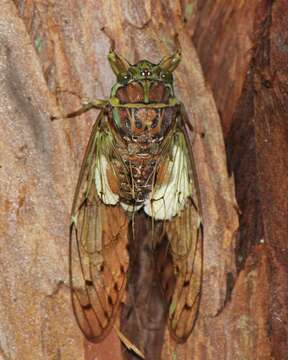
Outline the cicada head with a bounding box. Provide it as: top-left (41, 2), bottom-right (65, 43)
top-left (108, 50), bottom-right (181, 104)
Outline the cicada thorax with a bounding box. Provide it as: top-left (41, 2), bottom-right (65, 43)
top-left (107, 79), bottom-right (178, 208)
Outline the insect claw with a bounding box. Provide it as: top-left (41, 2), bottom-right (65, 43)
top-left (50, 114), bottom-right (59, 121)
top-left (50, 112), bottom-right (70, 121)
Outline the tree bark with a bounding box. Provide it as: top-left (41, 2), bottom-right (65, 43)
top-left (194, 1), bottom-right (288, 359)
top-left (0, 0), bottom-right (286, 359)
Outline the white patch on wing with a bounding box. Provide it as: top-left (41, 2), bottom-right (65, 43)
top-left (120, 202), bottom-right (143, 212)
top-left (95, 155), bottom-right (119, 205)
top-left (144, 140), bottom-right (192, 220)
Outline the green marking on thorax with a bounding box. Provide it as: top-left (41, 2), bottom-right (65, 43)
top-left (109, 97), bottom-right (179, 108)
top-left (142, 80), bottom-right (150, 103)
top-left (112, 108), bottom-right (121, 127)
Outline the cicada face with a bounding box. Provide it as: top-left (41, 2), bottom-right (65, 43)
top-left (108, 52), bottom-right (181, 144)
top-left (111, 59), bottom-right (174, 104)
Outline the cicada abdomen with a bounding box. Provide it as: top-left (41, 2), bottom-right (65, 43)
top-left (65, 47), bottom-right (203, 357)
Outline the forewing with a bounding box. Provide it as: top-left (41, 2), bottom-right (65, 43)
top-left (166, 202), bottom-right (203, 342)
top-left (69, 111), bottom-right (129, 342)
top-left (166, 110), bottom-right (203, 342)
top-left (144, 108), bottom-right (203, 342)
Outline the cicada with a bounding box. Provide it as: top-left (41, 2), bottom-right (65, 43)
top-left (58, 48), bottom-right (203, 348)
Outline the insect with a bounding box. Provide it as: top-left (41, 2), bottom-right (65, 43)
top-left (54, 48), bottom-right (203, 347)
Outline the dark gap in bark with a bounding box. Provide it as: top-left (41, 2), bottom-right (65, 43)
top-left (120, 210), bottom-right (173, 360)
top-left (226, 1), bottom-right (273, 273)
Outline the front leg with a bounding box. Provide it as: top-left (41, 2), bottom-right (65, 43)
top-left (50, 98), bottom-right (109, 121)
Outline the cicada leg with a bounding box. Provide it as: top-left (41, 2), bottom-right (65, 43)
top-left (50, 98), bottom-right (109, 121)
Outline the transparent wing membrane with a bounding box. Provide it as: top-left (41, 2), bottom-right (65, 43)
top-left (69, 112), bottom-right (129, 341)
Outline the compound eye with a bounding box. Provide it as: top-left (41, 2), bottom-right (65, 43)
top-left (123, 72), bottom-right (132, 81)
top-left (118, 71), bottom-right (132, 84)
top-left (160, 71), bottom-right (172, 82)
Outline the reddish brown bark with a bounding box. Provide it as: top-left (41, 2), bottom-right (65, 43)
top-left (195, 0), bottom-right (288, 359)
top-left (0, 0), bottom-right (286, 359)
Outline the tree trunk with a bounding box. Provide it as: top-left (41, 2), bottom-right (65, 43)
top-left (0, 1), bottom-right (286, 359)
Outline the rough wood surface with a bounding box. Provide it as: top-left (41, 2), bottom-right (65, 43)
top-left (0, 0), bottom-right (286, 359)
top-left (195, 0), bottom-right (288, 359)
